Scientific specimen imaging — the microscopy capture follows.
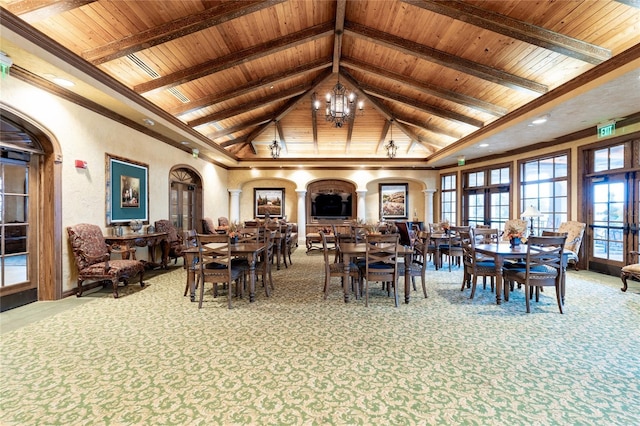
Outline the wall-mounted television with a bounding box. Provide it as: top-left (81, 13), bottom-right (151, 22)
top-left (310, 192), bottom-right (352, 219)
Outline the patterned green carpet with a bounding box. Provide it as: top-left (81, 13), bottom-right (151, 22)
top-left (1, 248), bottom-right (639, 425)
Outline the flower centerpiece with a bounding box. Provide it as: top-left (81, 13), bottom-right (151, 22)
top-left (364, 221), bottom-right (380, 235)
top-left (441, 221), bottom-right (450, 234)
top-left (505, 223), bottom-right (528, 247)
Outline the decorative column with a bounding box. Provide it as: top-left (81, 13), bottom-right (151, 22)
top-left (356, 190), bottom-right (367, 221)
top-left (423, 189), bottom-right (436, 225)
top-left (229, 189), bottom-right (242, 223)
top-left (296, 190), bottom-right (307, 245)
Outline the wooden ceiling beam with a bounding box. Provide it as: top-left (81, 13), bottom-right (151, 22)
top-left (344, 21), bottom-right (548, 94)
top-left (3, 0), bottom-right (96, 23)
top-left (331, 0), bottom-right (347, 73)
top-left (340, 69), bottom-right (438, 154)
top-left (361, 83), bottom-right (484, 128)
top-left (211, 114), bottom-right (272, 142)
top-left (134, 22), bottom-right (334, 94)
top-left (170, 58), bottom-right (331, 116)
top-left (187, 83), bottom-right (311, 128)
top-left (341, 57), bottom-right (507, 117)
top-left (394, 114), bottom-right (462, 141)
top-left (401, 0), bottom-right (610, 65)
top-left (84, 0), bottom-right (286, 65)
top-left (311, 92), bottom-right (319, 154)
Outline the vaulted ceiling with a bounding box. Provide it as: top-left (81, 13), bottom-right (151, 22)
top-left (1, 0), bottom-right (639, 168)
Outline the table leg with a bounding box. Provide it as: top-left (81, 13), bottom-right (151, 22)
top-left (404, 253), bottom-right (411, 304)
top-left (275, 236), bottom-right (282, 270)
top-left (343, 256), bottom-right (352, 303)
top-left (248, 253), bottom-right (262, 302)
top-left (494, 256), bottom-right (504, 305)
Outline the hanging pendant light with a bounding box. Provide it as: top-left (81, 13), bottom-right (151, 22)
top-left (313, 78), bottom-right (363, 128)
top-left (269, 121), bottom-right (281, 159)
top-left (385, 120), bottom-right (398, 159)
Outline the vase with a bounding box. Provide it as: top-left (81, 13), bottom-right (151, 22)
top-left (510, 237), bottom-right (521, 247)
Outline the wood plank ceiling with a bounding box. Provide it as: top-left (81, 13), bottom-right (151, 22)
top-left (1, 0), bottom-right (639, 164)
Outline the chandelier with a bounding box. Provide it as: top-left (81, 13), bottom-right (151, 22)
top-left (385, 120), bottom-right (398, 159)
top-left (269, 121), bottom-right (281, 159)
top-left (314, 79), bottom-right (363, 128)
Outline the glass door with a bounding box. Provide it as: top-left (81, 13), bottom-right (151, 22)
top-left (0, 158), bottom-right (33, 298)
top-left (586, 140), bottom-right (639, 274)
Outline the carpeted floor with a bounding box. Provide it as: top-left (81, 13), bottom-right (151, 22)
top-left (1, 247), bottom-right (639, 425)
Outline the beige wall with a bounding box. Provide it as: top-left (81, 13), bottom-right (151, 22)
top-left (2, 77), bottom-right (229, 292)
top-left (228, 168), bottom-right (438, 225)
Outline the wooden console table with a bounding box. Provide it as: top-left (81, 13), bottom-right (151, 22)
top-left (104, 232), bottom-right (169, 269)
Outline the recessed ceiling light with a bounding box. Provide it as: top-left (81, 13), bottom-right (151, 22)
top-left (479, 143), bottom-right (489, 147)
top-left (532, 114), bottom-right (550, 125)
top-left (180, 141), bottom-right (190, 145)
top-left (52, 77), bottom-right (74, 87)
top-left (142, 118), bottom-right (155, 126)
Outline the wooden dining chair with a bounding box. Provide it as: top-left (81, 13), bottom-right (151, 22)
top-left (502, 235), bottom-right (567, 313)
top-left (441, 226), bottom-right (469, 271)
top-left (195, 233), bottom-right (246, 309)
top-left (319, 231), bottom-right (360, 300)
top-left (360, 233), bottom-right (400, 307)
top-left (254, 229), bottom-right (276, 293)
top-left (460, 230), bottom-right (497, 299)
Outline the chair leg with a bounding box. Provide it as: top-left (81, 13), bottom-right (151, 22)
top-left (525, 283), bottom-right (531, 313)
top-left (470, 275), bottom-right (478, 299)
top-left (393, 278), bottom-right (399, 307)
top-left (198, 276), bottom-right (205, 309)
top-left (555, 284), bottom-right (564, 314)
top-left (421, 274), bottom-right (427, 298)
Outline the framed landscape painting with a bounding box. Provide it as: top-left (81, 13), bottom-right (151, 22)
top-left (254, 188), bottom-right (284, 218)
top-left (379, 183), bottom-right (408, 219)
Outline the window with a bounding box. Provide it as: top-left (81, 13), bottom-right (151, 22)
top-left (520, 153), bottom-right (569, 234)
top-left (441, 173), bottom-right (456, 225)
top-left (462, 165), bottom-right (511, 229)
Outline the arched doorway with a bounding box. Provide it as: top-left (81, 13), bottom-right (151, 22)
top-left (1, 106), bottom-right (61, 311)
top-left (169, 167), bottom-right (203, 232)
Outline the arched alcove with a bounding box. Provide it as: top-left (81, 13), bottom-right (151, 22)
top-left (307, 179), bottom-right (356, 224)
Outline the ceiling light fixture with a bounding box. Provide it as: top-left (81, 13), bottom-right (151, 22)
top-left (532, 114), bottom-right (550, 125)
top-left (315, 77), bottom-right (363, 128)
top-left (385, 120), bottom-right (398, 159)
top-left (269, 121), bottom-right (281, 159)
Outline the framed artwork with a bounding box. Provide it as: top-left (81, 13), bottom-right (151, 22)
top-left (106, 154), bottom-right (149, 225)
top-left (254, 188), bottom-right (284, 218)
top-left (379, 183), bottom-right (408, 219)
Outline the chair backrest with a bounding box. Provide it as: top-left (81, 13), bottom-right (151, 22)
top-left (154, 219), bottom-right (181, 243)
top-left (557, 221), bottom-right (586, 254)
top-left (202, 217), bottom-right (216, 234)
top-left (459, 230), bottom-right (475, 269)
top-left (238, 226), bottom-right (265, 243)
top-left (319, 231), bottom-right (333, 268)
top-left (364, 233), bottom-right (399, 282)
top-left (67, 223), bottom-right (110, 270)
top-left (395, 222), bottom-right (413, 246)
top-left (502, 219), bottom-right (528, 241)
top-left (196, 233), bottom-right (231, 275)
top-left (525, 235), bottom-right (567, 285)
top-left (473, 227), bottom-right (499, 244)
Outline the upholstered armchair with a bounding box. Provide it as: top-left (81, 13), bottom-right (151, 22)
top-left (201, 217), bottom-right (216, 234)
top-left (154, 219), bottom-right (186, 265)
top-left (620, 251), bottom-right (640, 292)
top-left (67, 223), bottom-right (145, 298)
top-left (557, 221), bottom-right (586, 270)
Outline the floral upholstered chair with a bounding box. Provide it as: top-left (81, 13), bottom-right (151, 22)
top-left (501, 219), bottom-right (528, 242)
top-left (154, 219), bottom-right (186, 265)
top-left (67, 223), bottom-right (145, 298)
top-left (557, 221), bottom-right (586, 270)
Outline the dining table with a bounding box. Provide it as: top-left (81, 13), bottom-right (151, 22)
top-left (339, 242), bottom-right (414, 304)
top-left (474, 243), bottom-right (568, 305)
top-left (183, 242), bottom-right (265, 303)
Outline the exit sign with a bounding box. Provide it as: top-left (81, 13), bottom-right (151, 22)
top-left (597, 121), bottom-right (616, 139)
